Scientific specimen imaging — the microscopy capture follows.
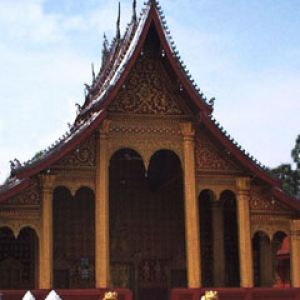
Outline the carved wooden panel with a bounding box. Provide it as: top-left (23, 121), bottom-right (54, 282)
top-left (250, 191), bottom-right (292, 213)
top-left (250, 214), bottom-right (291, 239)
top-left (195, 131), bottom-right (241, 173)
top-left (108, 119), bottom-right (183, 169)
top-left (4, 183), bottom-right (40, 206)
top-left (55, 135), bottom-right (96, 168)
top-left (108, 51), bottom-right (186, 115)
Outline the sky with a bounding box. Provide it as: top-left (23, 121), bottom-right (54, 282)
top-left (0, 0), bottom-right (299, 184)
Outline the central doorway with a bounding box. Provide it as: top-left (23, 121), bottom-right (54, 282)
top-left (109, 149), bottom-right (186, 300)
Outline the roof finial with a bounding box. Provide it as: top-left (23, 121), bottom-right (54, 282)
top-left (103, 33), bottom-right (109, 52)
top-left (149, 0), bottom-right (157, 6)
top-left (101, 33), bottom-right (109, 68)
top-left (132, 0), bottom-right (137, 23)
top-left (91, 63), bottom-right (96, 82)
top-left (116, 2), bottom-right (121, 40)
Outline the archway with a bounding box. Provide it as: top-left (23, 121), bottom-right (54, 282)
top-left (109, 149), bottom-right (186, 300)
top-left (0, 226), bottom-right (38, 289)
top-left (272, 231), bottom-right (290, 287)
top-left (221, 190), bottom-right (240, 287)
top-left (53, 186), bottom-right (95, 288)
top-left (252, 231), bottom-right (273, 286)
top-left (199, 190), bottom-right (214, 287)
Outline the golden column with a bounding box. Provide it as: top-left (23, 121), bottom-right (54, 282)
top-left (95, 120), bottom-right (111, 288)
top-left (236, 177), bottom-right (253, 287)
top-left (212, 200), bottom-right (225, 286)
top-left (180, 122), bottom-right (201, 287)
top-left (290, 220), bottom-right (300, 287)
top-left (39, 174), bottom-right (56, 289)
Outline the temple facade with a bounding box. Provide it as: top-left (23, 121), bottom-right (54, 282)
top-left (1, 1), bottom-right (300, 299)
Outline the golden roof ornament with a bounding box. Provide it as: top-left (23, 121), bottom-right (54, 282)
top-left (116, 2), bottom-right (121, 40)
top-left (200, 290), bottom-right (219, 300)
top-left (103, 291), bottom-right (118, 300)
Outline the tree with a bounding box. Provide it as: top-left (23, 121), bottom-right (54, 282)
top-left (271, 134), bottom-right (300, 197)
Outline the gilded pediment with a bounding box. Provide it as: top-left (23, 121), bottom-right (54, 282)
top-left (55, 135), bottom-right (96, 168)
top-left (195, 131), bottom-right (241, 173)
top-left (108, 51), bottom-right (187, 115)
top-left (4, 183), bottom-right (40, 206)
top-left (250, 190), bottom-right (292, 213)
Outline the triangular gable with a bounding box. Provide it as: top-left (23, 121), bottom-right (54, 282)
top-left (108, 32), bottom-right (188, 115)
top-left (108, 46), bottom-right (187, 115)
top-left (54, 134), bottom-right (96, 168)
top-left (79, 2), bottom-right (212, 120)
top-left (195, 128), bottom-right (242, 173)
top-left (3, 181), bottom-right (40, 206)
top-left (250, 188), bottom-right (294, 213)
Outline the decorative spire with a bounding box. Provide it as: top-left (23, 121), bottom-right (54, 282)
top-left (101, 33), bottom-right (109, 68)
top-left (91, 63), bottom-right (96, 82)
top-left (148, 0), bottom-right (157, 6)
top-left (102, 33), bottom-right (109, 53)
top-left (116, 2), bottom-right (121, 40)
top-left (132, 0), bottom-right (137, 23)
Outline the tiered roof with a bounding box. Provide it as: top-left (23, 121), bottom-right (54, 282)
top-left (0, 0), bottom-right (299, 210)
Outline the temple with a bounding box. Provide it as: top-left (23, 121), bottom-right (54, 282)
top-left (1, 1), bottom-right (300, 300)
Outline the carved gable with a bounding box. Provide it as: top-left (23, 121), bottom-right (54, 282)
top-left (108, 50), bottom-right (186, 115)
top-left (195, 130), bottom-right (241, 173)
top-left (4, 183), bottom-right (40, 206)
top-left (54, 135), bottom-right (96, 168)
top-left (250, 189), bottom-right (292, 213)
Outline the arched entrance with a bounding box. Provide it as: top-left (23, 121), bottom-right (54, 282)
top-left (53, 186), bottom-right (95, 288)
top-left (199, 190), bottom-right (214, 287)
top-left (252, 231), bottom-right (273, 286)
top-left (221, 190), bottom-right (240, 287)
top-left (109, 149), bottom-right (186, 300)
top-left (0, 226), bottom-right (38, 289)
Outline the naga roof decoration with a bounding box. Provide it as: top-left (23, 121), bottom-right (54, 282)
top-left (0, 0), bottom-right (299, 210)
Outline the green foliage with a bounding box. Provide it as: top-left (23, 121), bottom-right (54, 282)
top-left (271, 164), bottom-right (298, 196)
top-left (291, 134), bottom-right (300, 168)
top-left (32, 150), bottom-right (44, 160)
top-left (271, 135), bottom-right (300, 197)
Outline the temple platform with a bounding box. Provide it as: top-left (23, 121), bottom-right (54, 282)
top-left (2, 288), bottom-right (300, 300)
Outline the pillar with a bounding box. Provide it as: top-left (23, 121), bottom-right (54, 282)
top-left (212, 200), bottom-right (225, 286)
top-left (180, 122), bottom-right (201, 287)
top-left (290, 220), bottom-right (300, 287)
top-left (95, 120), bottom-right (111, 288)
top-left (236, 177), bottom-right (254, 287)
top-left (39, 174), bottom-right (55, 289)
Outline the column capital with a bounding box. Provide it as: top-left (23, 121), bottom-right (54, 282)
top-left (39, 174), bottom-right (56, 192)
top-left (99, 119), bottom-right (111, 138)
top-left (236, 177), bottom-right (251, 192)
top-left (290, 219), bottom-right (300, 236)
top-left (180, 122), bottom-right (195, 139)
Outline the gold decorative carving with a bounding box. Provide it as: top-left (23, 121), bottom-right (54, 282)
top-left (201, 291), bottom-right (219, 300)
top-left (195, 132), bottom-right (240, 173)
top-left (55, 135), bottom-right (96, 167)
top-left (0, 208), bottom-right (39, 218)
top-left (249, 191), bottom-right (291, 212)
top-left (110, 124), bottom-right (180, 136)
top-left (0, 219), bottom-right (40, 238)
top-left (4, 183), bottom-right (40, 206)
top-left (236, 177), bottom-right (251, 191)
top-left (251, 214), bottom-right (290, 238)
top-left (108, 134), bottom-right (183, 171)
top-left (103, 291), bottom-right (118, 300)
top-left (108, 51), bottom-right (185, 115)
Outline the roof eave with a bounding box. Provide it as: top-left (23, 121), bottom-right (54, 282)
top-left (12, 111), bottom-right (107, 180)
top-left (200, 112), bottom-right (281, 187)
top-left (0, 178), bottom-right (30, 204)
